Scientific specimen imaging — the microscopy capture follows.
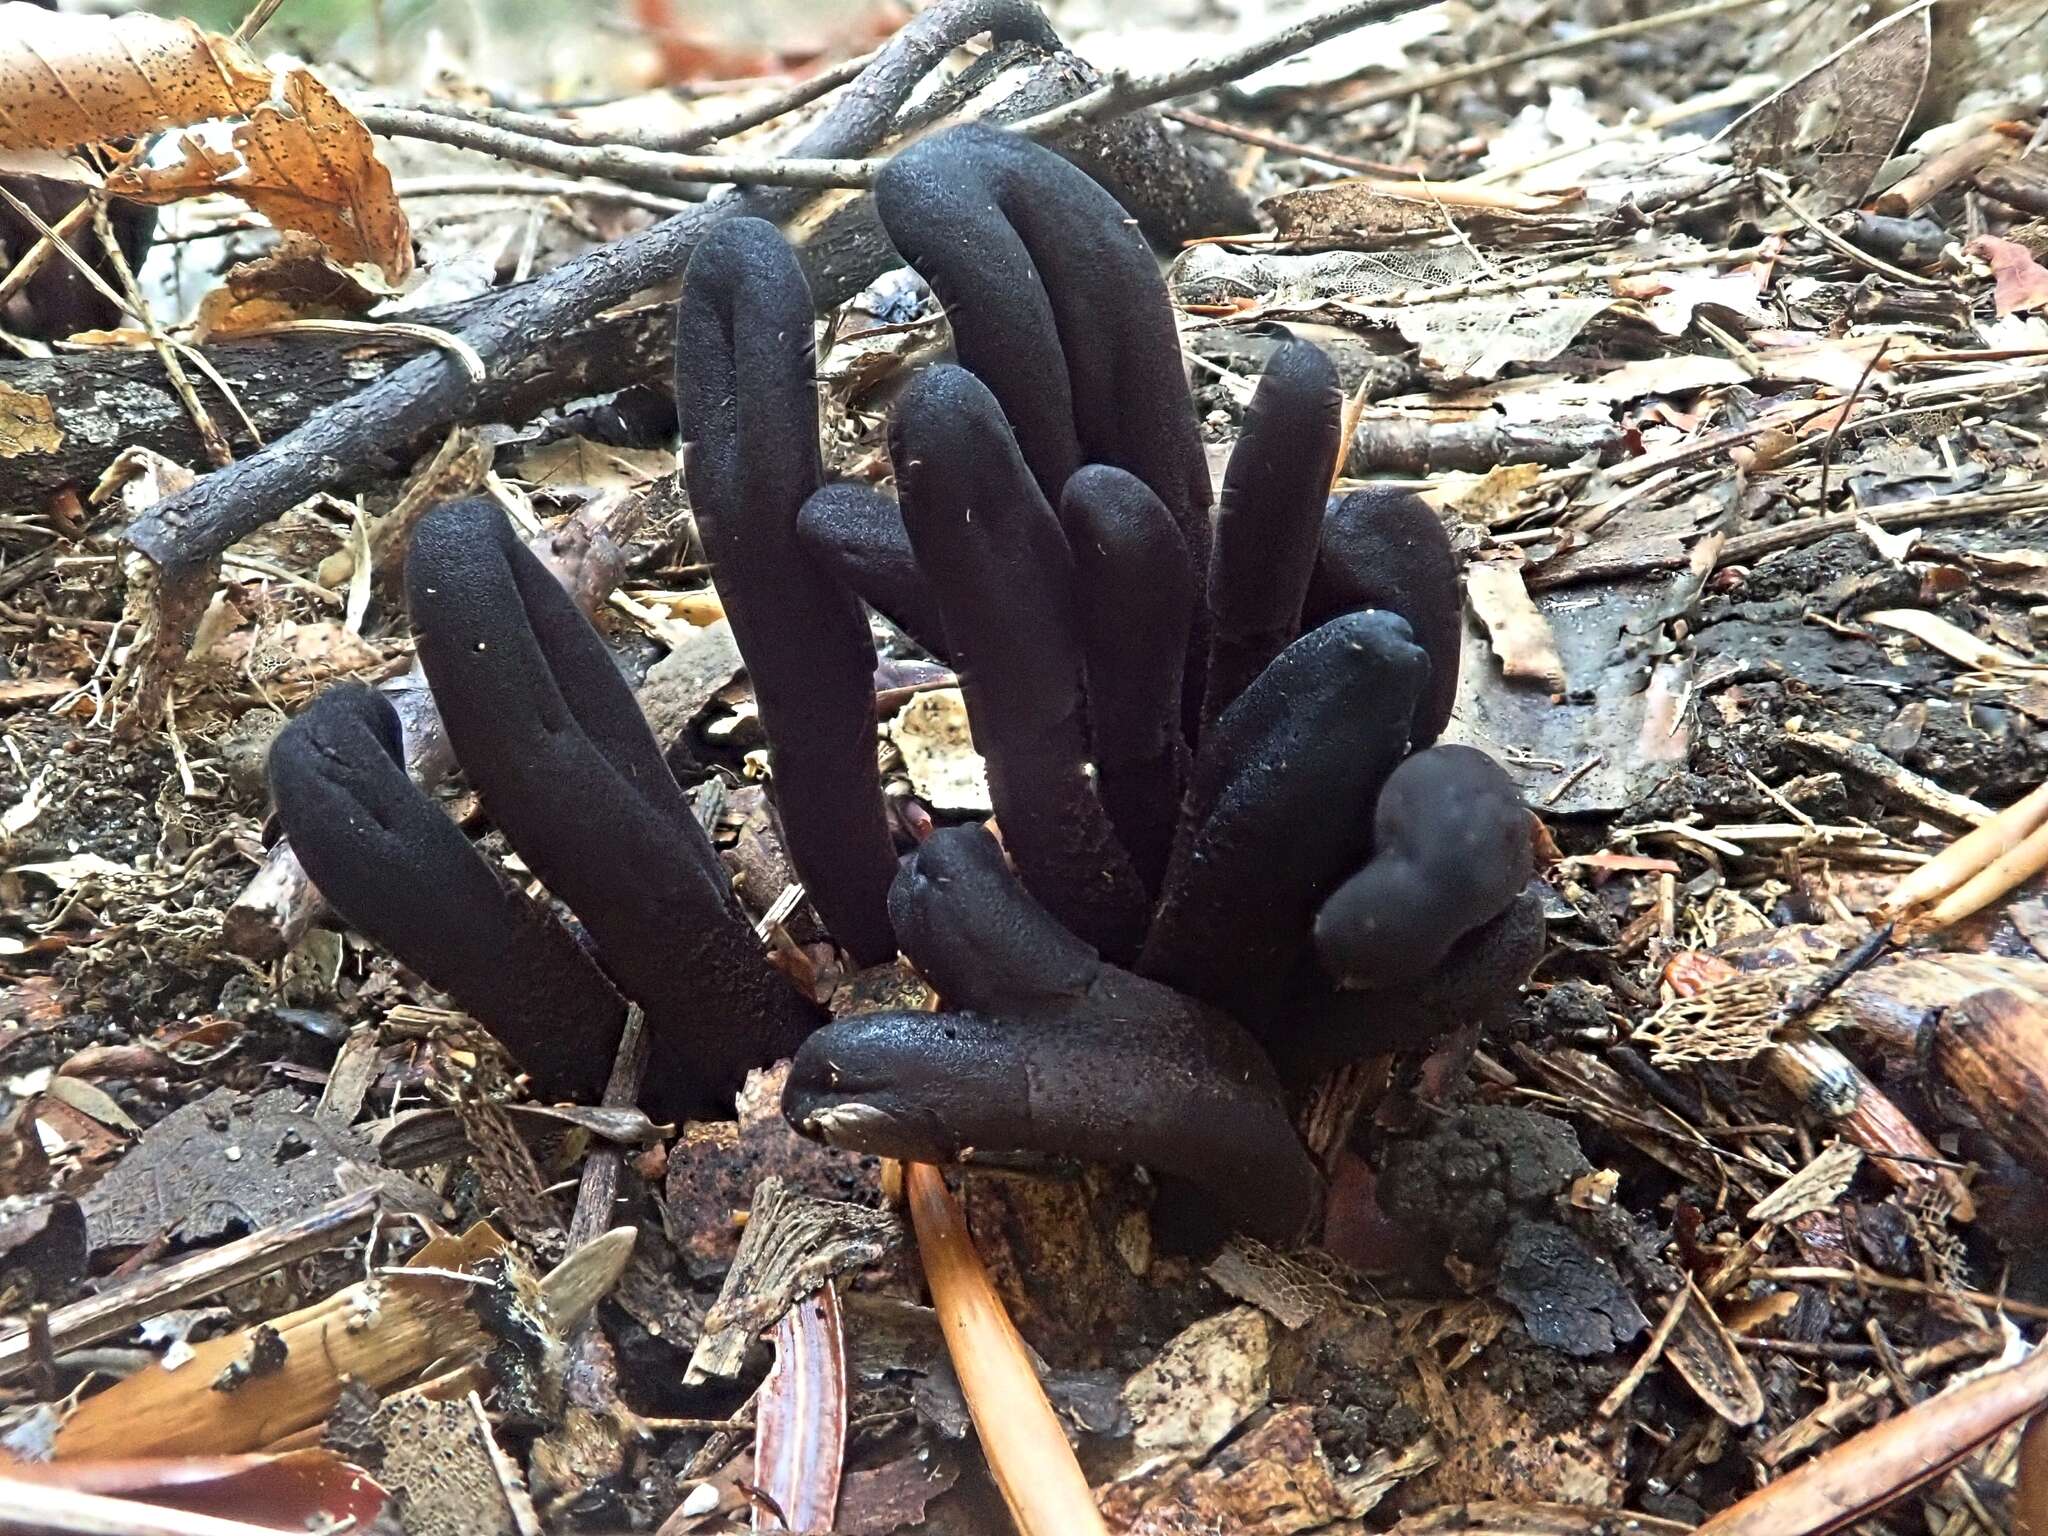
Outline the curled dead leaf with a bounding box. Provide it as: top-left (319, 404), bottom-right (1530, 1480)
top-left (107, 69), bottom-right (411, 281)
top-left (1967, 234), bottom-right (2048, 316)
top-left (0, 5), bottom-right (409, 280)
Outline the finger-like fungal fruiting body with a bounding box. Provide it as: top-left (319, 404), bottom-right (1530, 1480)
top-left (268, 683), bottom-right (622, 1102)
top-left (273, 129), bottom-right (1544, 1232)
top-left (885, 808), bottom-right (1101, 1011)
top-left (1063, 463), bottom-right (1194, 897)
top-left (1202, 339), bottom-right (1344, 727)
top-left (1141, 610), bottom-right (1429, 1034)
top-left (892, 365), bottom-right (1151, 961)
top-left (785, 827), bottom-right (1322, 1244)
top-left (677, 219), bottom-right (899, 966)
top-left (795, 480), bottom-right (950, 660)
top-left (1310, 487), bottom-right (1463, 746)
top-left (1314, 744), bottom-right (1535, 986)
top-left (874, 122), bottom-right (1214, 718)
top-left (406, 497), bottom-right (822, 1119)
top-left (1275, 888), bottom-right (1548, 1080)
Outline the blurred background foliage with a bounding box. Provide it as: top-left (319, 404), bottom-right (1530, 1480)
top-left (135, 0), bottom-right (897, 96)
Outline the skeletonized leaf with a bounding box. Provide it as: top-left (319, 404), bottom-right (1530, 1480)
top-left (1721, 0), bottom-right (1932, 212)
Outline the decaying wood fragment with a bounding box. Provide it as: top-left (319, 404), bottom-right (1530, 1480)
top-left (685, 1177), bottom-right (899, 1386)
top-left (0, 1189), bottom-right (379, 1385)
top-left (51, 1224), bottom-right (632, 1460)
top-left (1702, 1335), bottom-right (2048, 1535)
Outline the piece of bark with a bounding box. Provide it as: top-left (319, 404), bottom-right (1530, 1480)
top-left (1346, 413), bottom-right (1623, 475)
top-left (1935, 986), bottom-right (2048, 1184)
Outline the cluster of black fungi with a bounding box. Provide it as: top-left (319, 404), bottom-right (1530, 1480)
top-left (269, 125), bottom-right (1544, 1245)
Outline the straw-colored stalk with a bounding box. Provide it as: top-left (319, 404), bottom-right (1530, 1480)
top-left (906, 1163), bottom-right (1107, 1536)
top-left (1886, 778), bottom-right (2048, 927)
top-left (1695, 1341), bottom-right (2048, 1534)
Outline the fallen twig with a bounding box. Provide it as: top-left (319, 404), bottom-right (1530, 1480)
top-left (395, 173), bottom-right (697, 213)
top-left (377, 47), bottom-right (878, 157)
top-left (1162, 105), bottom-right (1410, 174)
top-left (1333, 0), bottom-right (1773, 109)
top-left (907, 1163), bottom-right (1107, 1536)
top-left (1697, 1335), bottom-right (2048, 1535)
top-left (1014, 0), bottom-right (1437, 138)
top-left (1758, 169), bottom-right (1954, 291)
top-left (0, 1190), bottom-right (379, 1385)
top-left (356, 106), bottom-right (880, 191)
top-left (1786, 728), bottom-right (1994, 827)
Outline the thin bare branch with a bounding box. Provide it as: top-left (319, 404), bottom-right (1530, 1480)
top-left (1011, 0), bottom-right (1443, 138)
top-left (357, 105), bottom-right (878, 191)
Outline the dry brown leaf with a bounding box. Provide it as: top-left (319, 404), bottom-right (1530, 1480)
top-left (1968, 234), bottom-right (2048, 315)
top-left (1442, 462), bottom-right (1544, 527)
top-left (1616, 263), bottom-right (1773, 337)
top-left (0, 6), bottom-right (409, 279)
top-left (192, 232), bottom-right (387, 341)
top-left (1752, 333), bottom-right (1913, 393)
top-left (108, 68), bottom-right (411, 280)
top-left (1466, 562), bottom-right (1566, 691)
top-left (1960, 545), bottom-right (2048, 600)
top-left (0, 4), bottom-right (271, 150)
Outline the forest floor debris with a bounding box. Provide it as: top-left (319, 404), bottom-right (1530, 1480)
top-left (5, 0), bottom-right (2048, 1530)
